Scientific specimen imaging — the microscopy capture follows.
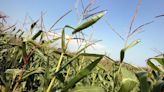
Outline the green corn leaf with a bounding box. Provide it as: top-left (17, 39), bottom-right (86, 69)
top-left (61, 56), bottom-right (103, 92)
top-left (22, 42), bottom-right (27, 58)
top-left (72, 11), bottom-right (106, 34)
top-left (35, 49), bottom-right (47, 61)
top-left (80, 53), bottom-right (103, 57)
top-left (136, 72), bottom-right (151, 92)
top-left (62, 28), bottom-right (65, 53)
top-left (152, 80), bottom-right (164, 92)
top-left (55, 53), bottom-right (81, 75)
top-left (27, 40), bottom-right (41, 48)
top-left (32, 30), bottom-right (42, 40)
top-left (0, 75), bottom-right (6, 86)
top-left (0, 85), bottom-right (5, 92)
top-left (153, 58), bottom-right (164, 67)
top-left (147, 59), bottom-right (161, 72)
top-left (5, 69), bottom-right (22, 81)
top-left (22, 67), bottom-right (45, 80)
top-left (43, 37), bottom-right (61, 45)
top-left (69, 86), bottom-right (105, 92)
top-left (121, 67), bottom-right (134, 79)
top-left (65, 25), bottom-right (75, 30)
top-left (118, 78), bottom-right (138, 92)
top-left (56, 73), bottom-right (65, 83)
top-left (56, 40), bottom-right (101, 74)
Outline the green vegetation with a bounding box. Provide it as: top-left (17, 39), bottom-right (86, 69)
top-left (0, 2), bottom-right (164, 92)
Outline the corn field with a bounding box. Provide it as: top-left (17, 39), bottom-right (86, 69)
top-left (0, 2), bottom-right (164, 92)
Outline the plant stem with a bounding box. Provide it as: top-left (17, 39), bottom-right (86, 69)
top-left (46, 53), bottom-right (64, 92)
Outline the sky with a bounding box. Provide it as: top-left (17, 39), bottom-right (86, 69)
top-left (0, 0), bottom-right (164, 66)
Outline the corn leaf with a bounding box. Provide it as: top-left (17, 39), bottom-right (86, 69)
top-left (70, 86), bottom-right (105, 92)
top-left (153, 58), bottom-right (164, 67)
top-left (147, 59), bottom-right (161, 72)
top-left (35, 49), bottom-right (47, 61)
top-left (136, 72), bottom-right (151, 92)
top-left (22, 42), bottom-right (27, 58)
top-left (5, 69), bottom-right (22, 81)
top-left (118, 78), bottom-right (138, 92)
top-left (43, 37), bottom-right (61, 45)
top-left (22, 67), bottom-right (45, 80)
top-left (56, 40), bottom-right (101, 74)
top-left (62, 28), bottom-right (65, 53)
top-left (152, 80), bottom-right (164, 92)
top-left (61, 56), bottom-right (103, 92)
top-left (72, 11), bottom-right (106, 34)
